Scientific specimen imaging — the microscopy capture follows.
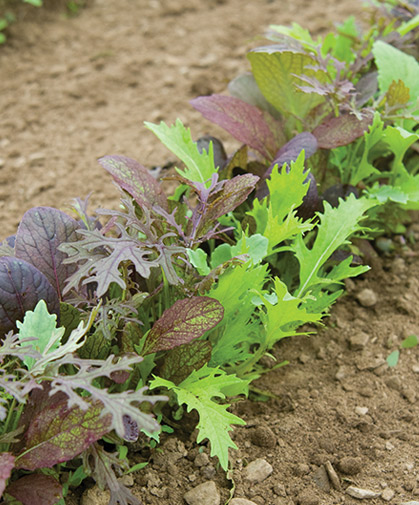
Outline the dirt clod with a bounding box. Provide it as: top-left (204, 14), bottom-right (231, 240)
top-left (356, 288), bottom-right (378, 307)
top-left (338, 456), bottom-right (363, 475)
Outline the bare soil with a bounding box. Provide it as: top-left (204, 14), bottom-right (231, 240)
top-left (0, 1), bottom-right (418, 505)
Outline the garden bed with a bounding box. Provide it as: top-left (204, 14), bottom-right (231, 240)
top-left (0, 1), bottom-right (418, 505)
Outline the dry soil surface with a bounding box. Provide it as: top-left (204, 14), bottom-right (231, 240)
top-left (0, 1), bottom-right (418, 505)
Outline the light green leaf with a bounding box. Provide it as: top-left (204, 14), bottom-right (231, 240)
top-left (383, 126), bottom-right (419, 179)
top-left (401, 334), bottom-right (418, 349)
top-left (386, 350), bottom-right (400, 368)
top-left (248, 48), bottom-right (326, 125)
top-left (150, 365), bottom-right (247, 470)
top-left (187, 248), bottom-right (210, 276)
top-left (16, 300), bottom-right (64, 370)
top-left (291, 194), bottom-right (378, 297)
top-left (145, 119), bottom-right (217, 187)
top-left (247, 152), bottom-right (314, 254)
top-left (373, 40), bottom-right (419, 114)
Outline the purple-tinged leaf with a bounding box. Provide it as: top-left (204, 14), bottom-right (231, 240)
top-left (191, 95), bottom-right (283, 160)
top-left (159, 340), bottom-right (212, 384)
top-left (122, 414), bottom-right (139, 442)
top-left (6, 474), bottom-right (62, 505)
top-left (16, 397), bottom-right (111, 470)
top-left (268, 132), bottom-right (318, 174)
top-left (312, 110), bottom-right (374, 149)
top-left (198, 174), bottom-right (259, 236)
top-left (0, 453), bottom-right (15, 498)
top-left (99, 155), bottom-right (168, 211)
top-left (0, 256), bottom-right (60, 335)
top-left (143, 296), bottom-right (223, 355)
top-left (355, 71), bottom-right (378, 107)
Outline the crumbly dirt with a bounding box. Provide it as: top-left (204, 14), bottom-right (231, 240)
top-left (0, 1), bottom-right (418, 505)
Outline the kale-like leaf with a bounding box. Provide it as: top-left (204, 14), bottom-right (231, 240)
top-left (0, 256), bottom-right (60, 335)
top-left (14, 207), bottom-right (80, 300)
top-left (142, 296), bottom-right (223, 355)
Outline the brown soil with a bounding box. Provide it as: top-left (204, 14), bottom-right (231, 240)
top-left (0, 1), bottom-right (418, 505)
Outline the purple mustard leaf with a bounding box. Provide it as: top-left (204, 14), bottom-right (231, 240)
top-left (191, 95), bottom-right (283, 160)
top-left (355, 71), bottom-right (378, 107)
top-left (312, 110), bottom-right (374, 149)
top-left (0, 256), bottom-right (60, 335)
top-left (99, 155), bottom-right (169, 211)
top-left (14, 207), bottom-right (80, 301)
top-left (6, 473), bottom-right (62, 505)
top-left (122, 414), bottom-right (139, 442)
top-left (158, 340), bottom-right (212, 384)
top-left (0, 452), bottom-right (15, 498)
top-left (142, 296), bottom-right (224, 355)
top-left (267, 132), bottom-right (318, 176)
top-left (16, 397), bottom-right (112, 470)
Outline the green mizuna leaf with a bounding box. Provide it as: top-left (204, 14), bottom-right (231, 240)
top-left (248, 152), bottom-right (314, 254)
top-left (150, 365), bottom-right (247, 470)
top-left (16, 300), bottom-right (64, 370)
top-left (145, 119), bottom-right (217, 187)
top-left (291, 194), bottom-right (378, 297)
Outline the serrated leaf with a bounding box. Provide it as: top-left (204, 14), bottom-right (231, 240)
top-left (248, 47), bottom-right (326, 122)
top-left (145, 119), bottom-right (217, 187)
top-left (16, 300), bottom-right (64, 370)
top-left (6, 474), bottom-right (62, 505)
top-left (190, 94), bottom-right (282, 159)
top-left (16, 397), bottom-right (111, 470)
top-left (373, 40), bottom-right (419, 113)
top-left (312, 110), bottom-right (373, 149)
top-left (14, 207), bottom-right (80, 300)
top-left (150, 365), bottom-right (247, 470)
top-left (99, 155), bottom-right (168, 211)
top-left (143, 296), bottom-right (224, 354)
top-left (401, 334), bottom-right (418, 349)
top-left (159, 340), bottom-right (212, 384)
top-left (291, 194), bottom-right (378, 297)
top-left (0, 453), bottom-right (15, 498)
top-left (0, 256), bottom-right (60, 336)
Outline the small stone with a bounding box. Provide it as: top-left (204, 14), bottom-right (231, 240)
top-left (299, 353), bottom-right (310, 364)
top-left (194, 452), bottom-right (210, 467)
top-left (401, 502), bottom-right (419, 505)
top-left (272, 483), bottom-right (287, 497)
top-left (346, 486), bottom-right (380, 499)
top-left (312, 465), bottom-right (330, 492)
top-left (412, 365), bottom-right (419, 373)
top-left (385, 441), bottom-right (395, 451)
top-left (356, 288), bottom-right (378, 308)
top-left (118, 474), bottom-right (134, 487)
top-left (0, 158), bottom-right (5, 168)
top-left (80, 485), bottom-right (110, 505)
top-left (294, 463), bottom-right (310, 476)
top-left (184, 481), bottom-right (220, 505)
top-left (296, 489), bottom-right (319, 505)
top-left (230, 499), bottom-right (259, 505)
top-left (243, 459), bottom-right (273, 483)
top-left (385, 376), bottom-right (402, 391)
top-left (250, 425), bottom-right (277, 448)
top-left (201, 465), bottom-right (216, 479)
top-left (402, 387), bottom-right (417, 404)
top-left (355, 406), bottom-right (369, 416)
top-left (392, 257), bottom-right (406, 274)
top-left (338, 456), bottom-right (363, 475)
top-left (381, 488), bottom-right (395, 501)
top-left (324, 461), bottom-right (341, 490)
top-left (349, 331), bottom-right (370, 350)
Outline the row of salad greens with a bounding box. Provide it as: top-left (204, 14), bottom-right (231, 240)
top-left (0, 1), bottom-right (418, 503)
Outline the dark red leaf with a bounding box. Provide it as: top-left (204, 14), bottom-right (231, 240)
top-left (312, 110), bottom-right (374, 149)
top-left (99, 155), bottom-right (168, 211)
top-left (191, 95), bottom-right (283, 160)
top-left (6, 474), bottom-right (62, 505)
top-left (15, 207), bottom-right (80, 300)
top-left (268, 132), bottom-right (318, 175)
top-left (0, 256), bottom-right (60, 335)
top-left (0, 453), bottom-right (15, 498)
top-left (143, 296), bottom-right (223, 355)
top-left (16, 397), bottom-right (111, 470)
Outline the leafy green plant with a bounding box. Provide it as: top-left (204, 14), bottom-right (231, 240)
top-left (387, 334), bottom-right (418, 367)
